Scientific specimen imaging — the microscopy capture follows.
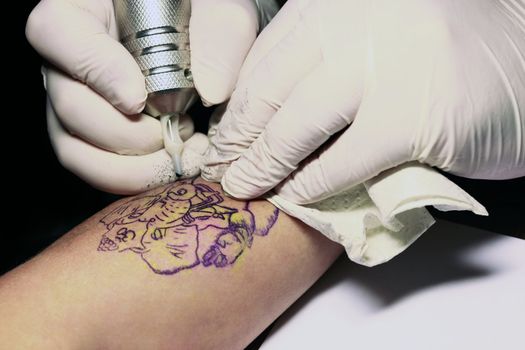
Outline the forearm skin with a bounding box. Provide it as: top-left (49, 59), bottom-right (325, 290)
top-left (0, 178), bottom-right (342, 349)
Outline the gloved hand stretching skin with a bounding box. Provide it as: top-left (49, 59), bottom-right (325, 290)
top-left (203, 0), bottom-right (525, 203)
top-left (26, 0), bottom-right (278, 194)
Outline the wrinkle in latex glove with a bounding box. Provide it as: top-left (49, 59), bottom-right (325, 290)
top-left (203, 0), bottom-right (525, 203)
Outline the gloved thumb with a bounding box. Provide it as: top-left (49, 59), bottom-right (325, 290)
top-left (190, 0), bottom-right (259, 106)
top-left (277, 99), bottom-right (414, 204)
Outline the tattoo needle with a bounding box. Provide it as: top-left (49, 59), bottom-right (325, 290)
top-left (114, 0), bottom-right (196, 179)
top-left (161, 114), bottom-right (184, 177)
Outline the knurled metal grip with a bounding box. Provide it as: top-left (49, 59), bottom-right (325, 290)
top-left (114, 0), bottom-right (195, 94)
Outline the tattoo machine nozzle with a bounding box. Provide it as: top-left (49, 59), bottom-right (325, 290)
top-left (114, 0), bottom-right (197, 177)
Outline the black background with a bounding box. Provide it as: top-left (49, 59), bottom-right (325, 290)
top-left (3, 1), bottom-right (113, 274)
top-left (3, 1), bottom-right (524, 278)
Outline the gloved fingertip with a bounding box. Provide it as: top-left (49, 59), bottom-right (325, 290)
top-left (201, 96), bottom-right (216, 108)
top-left (91, 43), bottom-right (148, 115)
top-left (180, 132), bottom-right (210, 178)
top-left (200, 166), bottom-right (219, 182)
top-left (200, 140), bottom-right (238, 183)
top-left (178, 115), bottom-right (195, 141)
top-left (180, 152), bottom-right (202, 179)
top-left (221, 160), bottom-right (267, 200)
top-left (220, 182), bottom-right (237, 199)
top-left (193, 70), bottom-right (235, 106)
top-left (112, 82), bottom-right (147, 115)
top-left (220, 173), bottom-right (248, 200)
top-left (276, 180), bottom-right (316, 205)
top-left (184, 132), bottom-right (210, 155)
top-left (190, 0), bottom-right (258, 106)
top-left (25, 2), bottom-right (48, 49)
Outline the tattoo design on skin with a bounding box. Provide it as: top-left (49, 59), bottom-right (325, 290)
top-left (97, 179), bottom-right (279, 275)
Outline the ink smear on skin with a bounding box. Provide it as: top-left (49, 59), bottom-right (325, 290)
top-left (98, 179), bottom-right (279, 275)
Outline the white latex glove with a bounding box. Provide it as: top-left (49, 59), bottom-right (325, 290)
top-left (203, 0), bottom-right (525, 203)
top-left (26, 0), bottom-right (278, 194)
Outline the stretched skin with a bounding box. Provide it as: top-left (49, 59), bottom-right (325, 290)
top-left (0, 178), bottom-right (342, 349)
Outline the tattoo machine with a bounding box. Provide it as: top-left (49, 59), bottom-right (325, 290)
top-left (114, 0), bottom-right (197, 176)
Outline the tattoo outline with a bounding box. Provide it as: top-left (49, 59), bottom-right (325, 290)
top-left (97, 179), bottom-right (279, 275)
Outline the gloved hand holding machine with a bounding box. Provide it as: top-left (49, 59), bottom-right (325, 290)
top-left (28, 0), bottom-right (524, 265)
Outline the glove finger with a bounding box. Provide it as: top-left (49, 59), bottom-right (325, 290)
top-left (46, 67), bottom-right (163, 155)
top-left (177, 114), bottom-right (196, 143)
top-left (26, 0), bottom-right (146, 114)
top-left (239, 0), bottom-right (314, 81)
top-left (277, 99), bottom-right (414, 204)
top-left (202, 10), bottom-right (322, 181)
top-left (190, 0), bottom-right (259, 106)
top-left (221, 64), bottom-right (361, 199)
top-left (48, 98), bottom-right (178, 195)
top-left (180, 132), bottom-right (210, 178)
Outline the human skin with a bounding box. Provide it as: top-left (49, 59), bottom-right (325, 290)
top-left (0, 178), bottom-right (342, 349)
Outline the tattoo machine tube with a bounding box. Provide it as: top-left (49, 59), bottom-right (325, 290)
top-left (114, 0), bottom-right (197, 176)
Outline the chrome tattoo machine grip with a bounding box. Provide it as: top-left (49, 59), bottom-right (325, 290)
top-left (114, 0), bottom-right (197, 176)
